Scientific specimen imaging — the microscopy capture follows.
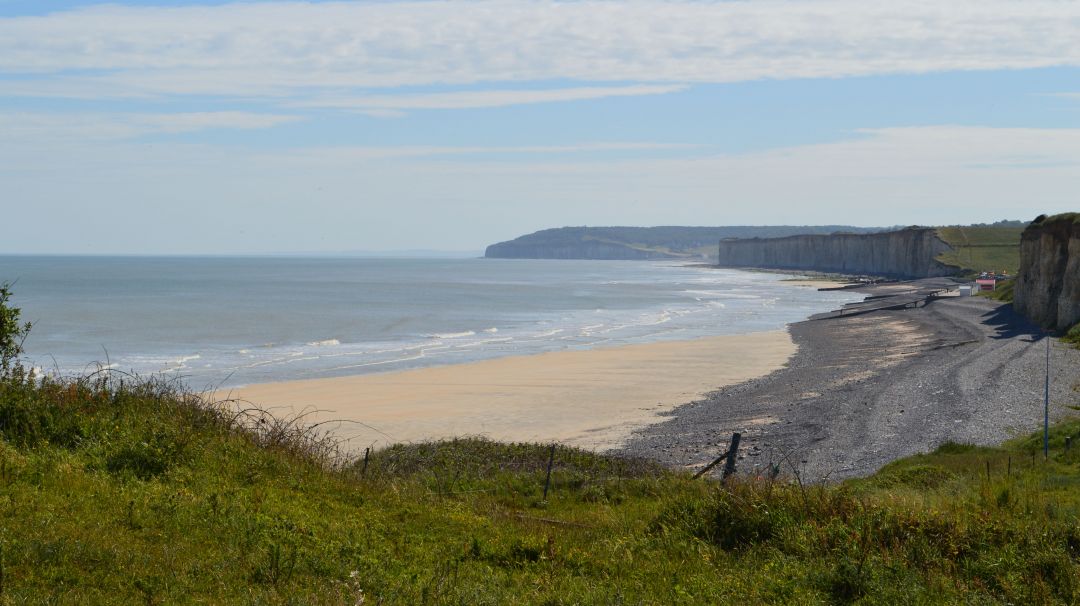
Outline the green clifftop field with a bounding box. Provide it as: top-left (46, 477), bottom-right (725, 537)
top-left (1, 289), bottom-right (1078, 604)
top-left (935, 224), bottom-right (1026, 277)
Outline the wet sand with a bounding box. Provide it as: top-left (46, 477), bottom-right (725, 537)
top-left (779, 279), bottom-right (853, 289)
top-left (235, 331), bottom-right (795, 451)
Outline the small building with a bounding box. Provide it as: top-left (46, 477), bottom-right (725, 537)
top-left (976, 278), bottom-right (997, 291)
top-left (959, 285), bottom-right (975, 297)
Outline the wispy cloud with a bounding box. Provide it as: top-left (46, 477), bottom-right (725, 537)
top-left (5, 125), bottom-right (1077, 222)
top-left (0, 111), bottom-right (302, 141)
top-left (275, 142), bottom-right (702, 162)
top-left (3, 1), bottom-right (1080, 100)
top-left (292, 85), bottom-right (689, 115)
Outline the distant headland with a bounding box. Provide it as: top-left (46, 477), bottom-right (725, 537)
top-left (484, 225), bottom-right (892, 260)
top-left (485, 221), bottom-right (1029, 280)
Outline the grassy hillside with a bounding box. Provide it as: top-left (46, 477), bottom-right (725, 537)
top-left (2, 364), bottom-right (1079, 603)
top-left (936, 226), bottom-right (1025, 276)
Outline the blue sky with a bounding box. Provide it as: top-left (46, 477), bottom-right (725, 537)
top-left (2, 1), bottom-right (1080, 254)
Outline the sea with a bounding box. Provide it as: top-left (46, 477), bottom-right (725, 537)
top-left (0, 256), bottom-right (862, 389)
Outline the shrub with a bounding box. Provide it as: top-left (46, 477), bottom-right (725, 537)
top-left (1063, 323), bottom-right (1080, 347)
top-left (0, 283), bottom-right (32, 376)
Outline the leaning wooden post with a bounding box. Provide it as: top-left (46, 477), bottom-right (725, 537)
top-left (361, 447), bottom-right (370, 478)
top-left (542, 443), bottom-right (556, 500)
top-left (722, 433), bottom-right (742, 481)
top-left (693, 451), bottom-right (728, 479)
top-left (693, 432), bottom-right (745, 480)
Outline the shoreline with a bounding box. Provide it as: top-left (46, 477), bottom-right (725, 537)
top-left (683, 263), bottom-right (862, 286)
top-left (235, 330), bottom-right (796, 452)
top-left (618, 283), bottom-right (1080, 481)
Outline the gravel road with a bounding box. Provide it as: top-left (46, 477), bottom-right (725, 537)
top-left (617, 288), bottom-right (1080, 482)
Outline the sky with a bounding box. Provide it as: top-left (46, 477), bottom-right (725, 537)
top-left (2, 1), bottom-right (1080, 254)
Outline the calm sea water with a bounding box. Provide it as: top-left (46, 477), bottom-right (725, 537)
top-left (0, 256), bottom-right (861, 389)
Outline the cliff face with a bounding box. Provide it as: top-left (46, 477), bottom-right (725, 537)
top-left (1014, 215), bottom-right (1080, 331)
top-left (716, 227), bottom-right (957, 279)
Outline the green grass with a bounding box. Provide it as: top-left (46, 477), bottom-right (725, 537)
top-left (936, 226), bottom-right (1025, 277)
top-left (1032, 213), bottom-right (1080, 227)
top-left (1063, 324), bottom-right (1080, 348)
top-left (977, 277), bottom-right (1016, 303)
top-left (1, 368), bottom-right (1079, 604)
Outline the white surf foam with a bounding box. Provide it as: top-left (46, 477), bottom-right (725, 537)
top-left (307, 339), bottom-right (341, 347)
top-left (429, 331), bottom-right (476, 339)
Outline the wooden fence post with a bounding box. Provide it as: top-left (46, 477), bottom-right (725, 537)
top-left (361, 447), bottom-right (370, 478)
top-left (543, 443), bottom-right (556, 500)
top-left (722, 433), bottom-right (742, 481)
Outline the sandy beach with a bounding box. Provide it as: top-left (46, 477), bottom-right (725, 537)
top-left (236, 331), bottom-right (795, 451)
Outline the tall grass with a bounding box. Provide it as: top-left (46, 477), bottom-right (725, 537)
top-left (1, 365), bottom-right (1078, 603)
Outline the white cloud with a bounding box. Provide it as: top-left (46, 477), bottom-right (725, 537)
top-left (274, 142), bottom-right (701, 162)
top-left (2, 1), bottom-right (1080, 99)
top-left (293, 85), bottom-right (689, 114)
top-left (3, 125), bottom-right (1077, 253)
top-left (0, 111), bottom-right (302, 141)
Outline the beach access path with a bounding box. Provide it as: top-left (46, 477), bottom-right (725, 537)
top-left (618, 284), bottom-right (1080, 482)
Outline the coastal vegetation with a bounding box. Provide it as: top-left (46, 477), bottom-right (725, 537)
top-left (935, 225), bottom-right (1025, 277)
top-left (0, 284), bottom-right (30, 373)
top-left (979, 278), bottom-right (1016, 303)
top-left (1, 291), bottom-right (1078, 603)
top-left (1063, 324), bottom-right (1080, 348)
top-left (1032, 213), bottom-right (1080, 227)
